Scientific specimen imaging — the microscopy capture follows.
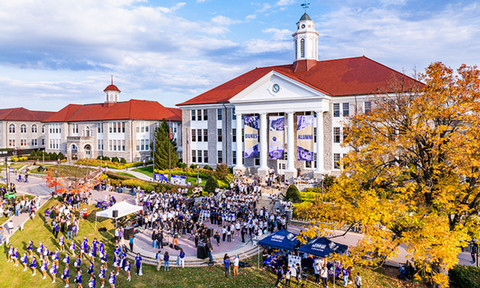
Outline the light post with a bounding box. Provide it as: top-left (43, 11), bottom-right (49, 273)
top-left (197, 167), bottom-right (199, 187)
top-left (5, 158), bottom-right (10, 191)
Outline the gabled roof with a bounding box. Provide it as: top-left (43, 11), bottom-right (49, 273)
top-left (0, 108), bottom-right (54, 121)
top-left (177, 56), bottom-right (422, 106)
top-left (43, 99), bottom-right (180, 123)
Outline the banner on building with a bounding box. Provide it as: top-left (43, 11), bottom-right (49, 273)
top-left (297, 115), bottom-right (314, 161)
top-left (244, 116), bottom-right (259, 158)
top-left (269, 116), bottom-right (285, 159)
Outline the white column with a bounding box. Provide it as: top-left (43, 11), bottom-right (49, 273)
top-left (235, 113), bottom-right (244, 169)
top-left (287, 112), bottom-right (295, 172)
top-left (315, 111), bottom-right (325, 174)
top-left (259, 113), bottom-right (268, 170)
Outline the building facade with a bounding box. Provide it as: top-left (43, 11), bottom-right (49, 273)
top-left (44, 83), bottom-right (182, 162)
top-left (0, 108), bottom-right (53, 153)
top-left (178, 13), bottom-right (419, 179)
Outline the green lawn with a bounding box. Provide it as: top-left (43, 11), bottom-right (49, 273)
top-left (0, 199), bottom-right (423, 288)
top-left (115, 172), bottom-right (137, 178)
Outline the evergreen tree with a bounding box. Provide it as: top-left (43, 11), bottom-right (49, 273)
top-left (153, 119), bottom-right (178, 170)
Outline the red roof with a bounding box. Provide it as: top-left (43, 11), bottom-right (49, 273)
top-left (0, 108), bottom-right (54, 121)
top-left (177, 56), bottom-right (422, 106)
top-left (104, 84), bottom-right (120, 92)
top-left (43, 100), bottom-right (180, 123)
top-left (167, 108), bottom-right (182, 122)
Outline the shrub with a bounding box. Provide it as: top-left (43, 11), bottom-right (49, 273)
top-left (57, 152), bottom-right (65, 160)
top-left (30, 150), bottom-right (37, 157)
top-left (449, 264), bottom-right (480, 288)
top-left (178, 162), bottom-right (187, 169)
top-left (103, 156), bottom-right (110, 161)
top-left (203, 165), bottom-right (213, 170)
top-left (97, 156), bottom-right (102, 160)
top-left (50, 152), bottom-right (58, 161)
top-left (285, 184), bottom-right (301, 203)
top-left (111, 157), bottom-right (119, 163)
top-left (292, 202), bottom-right (314, 219)
top-left (215, 163), bottom-right (229, 180)
top-left (190, 164), bottom-right (198, 169)
top-left (204, 175), bottom-right (218, 193)
top-left (120, 158), bottom-right (127, 164)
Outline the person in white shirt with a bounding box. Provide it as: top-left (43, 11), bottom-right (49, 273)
top-left (232, 255), bottom-right (240, 277)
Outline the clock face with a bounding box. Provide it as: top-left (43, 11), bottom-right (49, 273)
top-left (272, 84), bottom-right (280, 93)
top-left (301, 24), bottom-right (305, 29)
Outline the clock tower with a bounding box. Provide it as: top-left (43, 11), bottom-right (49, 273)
top-left (292, 13), bottom-right (319, 72)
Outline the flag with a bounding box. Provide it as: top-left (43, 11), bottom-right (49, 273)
top-left (170, 127), bottom-right (173, 140)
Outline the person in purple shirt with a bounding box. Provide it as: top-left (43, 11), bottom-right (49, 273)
top-left (27, 240), bottom-right (34, 258)
top-left (50, 262), bottom-right (58, 283)
top-left (53, 248), bottom-right (60, 266)
top-left (70, 240), bottom-right (76, 257)
top-left (88, 274), bottom-right (96, 288)
top-left (108, 270), bottom-right (116, 288)
top-left (21, 252), bottom-right (29, 271)
top-left (13, 248), bottom-right (19, 266)
top-left (224, 254), bottom-right (231, 278)
top-left (125, 259), bottom-right (131, 281)
top-left (62, 266), bottom-right (70, 287)
top-left (30, 256), bottom-right (37, 276)
top-left (75, 270), bottom-right (82, 288)
top-left (136, 253), bottom-right (143, 274)
top-left (41, 258), bottom-right (49, 279)
top-left (59, 235), bottom-right (65, 252)
top-left (98, 264), bottom-right (106, 288)
top-left (88, 262), bottom-right (94, 277)
top-left (74, 256), bottom-right (81, 272)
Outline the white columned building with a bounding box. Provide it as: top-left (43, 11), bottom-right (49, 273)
top-left (177, 12), bottom-right (421, 181)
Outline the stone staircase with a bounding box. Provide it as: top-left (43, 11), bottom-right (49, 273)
top-left (124, 241), bottom-right (261, 267)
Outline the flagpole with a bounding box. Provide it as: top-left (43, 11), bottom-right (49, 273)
top-left (169, 120), bottom-right (171, 182)
top-left (153, 125), bottom-right (156, 182)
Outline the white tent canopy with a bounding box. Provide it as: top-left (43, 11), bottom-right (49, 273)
top-left (95, 201), bottom-right (143, 229)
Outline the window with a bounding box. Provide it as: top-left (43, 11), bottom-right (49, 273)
top-left (109, 124), bottom-right (113, 133)
top-left (204, 150), bottom-right (208, 163)
top-left (218, 150), bottom-right (223, 164)
top-left (300, 38), bottom-right (305, 58)
top-left (203, 129), bottom-right (208, 142)
top-left (31, 139), bottom-right (38, 146)
top-left (197, 129), bottom-right (202, 142)
top-left (20, 124), bottom-right (27, 133)
top-left (72, 124), bottom-right (78, 134)
top-left (145, 140), bottom-right (149, 151)
top-left (295, 39), bottom-right (298, 59)
top-left (32, 124), bottom-right (37, 133)
top-left (254, 158), bottom-right (260, 166)
top-left (98, 139), bottom-right (103, 151)
top-left (98, 123), bottom-right (103, 133)
top-left (197, 150), bottom-right (202, 163)
top-left (21, 139), bottom-right (27, 146)
top-left (192, 110), bottom-right (196, 121)
top-left (217, 129), bottom-right (222, 142)
top-left (41, 139), bottom-right (44, 146)
top-left (334, 127), bottom-right (341, 143)
top-left (141, 139), bottom-right (145, 151)
top-left (314, 127), bottom-right (317, 143)
top-left (145, 125), bottom-right (149, 132)
top-left (233, 152), bottom-right (236, 165)
top-left (217, 109), bottom-right (222, 121)
top-left (9, 124), bottom-right (15, 133)
top-left (343, 103), bottom-right (349, 117)
top-left (113, 122), bottom-right (117, 133)
top-left (232, 108), bottom-right (236, 120)
top-left (192, 129), bottom-right (196, 142)
top-left (122, 140), bottom-right (126, 151)
top-left (334, 153), bottom-right (341, 169)
top-left (192, 150), bottom-right (196, 163)
top-left (9, 139), bottom-right (15, 147)
top-left (197, 109), bottom-right (202, 121)
top-left (42, 125), bottom-right (45, 133)
top-left (333, 103), bottom-right (340, 117)
top-left (232, 129), bottom-right (236, 142)
top-left (203, 109), bottom-right (208, 121)
top-left (364, 101), bottom-right (372, 114)
top-left (122, 122), bottom-right (125, 133)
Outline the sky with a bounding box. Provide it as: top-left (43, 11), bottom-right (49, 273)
top-left (1, 0), bottom-right (480, 111)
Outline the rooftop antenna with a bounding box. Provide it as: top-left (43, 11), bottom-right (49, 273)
top-left (111, 75), bottom-right (114, 85)
top-left (301, 0), bottom-right (310, 12)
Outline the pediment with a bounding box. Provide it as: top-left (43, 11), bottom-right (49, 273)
top-left (229, 71), bottom-right (327, 104)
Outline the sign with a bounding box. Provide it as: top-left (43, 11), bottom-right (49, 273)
top-left (296, 115), bottom-right (314, 161)
top-left (9, 168), bottom-right (14, 173)
top-left (154, 173), bottom-right (168, 182)
top-left (269, 116), bottom-right (284, 159)
top-left (244, 116), bottom-right (259, 158)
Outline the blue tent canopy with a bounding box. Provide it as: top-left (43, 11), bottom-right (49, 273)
top-left (298, 237), bottom-right (348, 258)
top-left (258, 229), bottom-right (299, 251)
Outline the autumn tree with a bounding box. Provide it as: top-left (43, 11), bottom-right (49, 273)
top-left (297, 63), bottom-right (480, 287)
top-left (153, 120), bottom-right (178, 170)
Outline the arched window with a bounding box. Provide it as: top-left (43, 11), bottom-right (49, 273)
top-left (32, 124), bottom-right (38, 133)
top-left (85, 126), bottom-right (91, 137)
top-left (41, 125), bottom-right (45, 133)
top-left (300, 38), bottom-right (305, 58)
top-left (9, 124), bottom-right (15, 133)
top-left (294, 40), bottom-right (298, 60)
top-left (21, 124), bottom-right (27, 133)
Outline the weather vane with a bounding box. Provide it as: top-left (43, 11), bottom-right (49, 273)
top-left (301, 0), bottom-right (310, 12)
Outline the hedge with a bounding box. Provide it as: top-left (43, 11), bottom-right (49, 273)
top-left (450, 264), bottom-right (480, 288)
top-left (76, 159), bottom-right (152, 170)
top-left (154, 168), bottom-right (215, 179)
top-left (11, 156), bottom-right (29, 162)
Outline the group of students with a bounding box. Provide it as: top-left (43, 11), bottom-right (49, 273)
top-left (5, 234), bottom-right (144, 288)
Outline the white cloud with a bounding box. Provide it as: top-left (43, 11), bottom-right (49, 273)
top-left (276, 0), bottom-right (296, 6)
top-left (245, 14), bottom-right (257, 21)
top-left (263, 28), bottom-right (292, 41)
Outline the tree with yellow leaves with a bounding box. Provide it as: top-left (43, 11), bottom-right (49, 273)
top-left (297, 62), bottom-right (480, 287)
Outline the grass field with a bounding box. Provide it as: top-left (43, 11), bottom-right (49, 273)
top-left (115, 172), bottom-right (137, 178)
top-left (0, 199), bottom-right (424, 288)
top-left (132, 166), bottom-right (206, 187)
